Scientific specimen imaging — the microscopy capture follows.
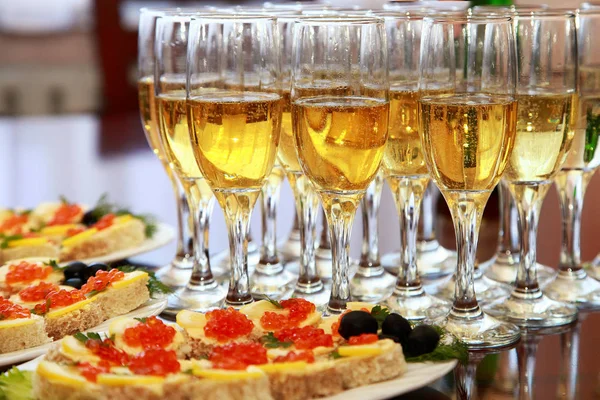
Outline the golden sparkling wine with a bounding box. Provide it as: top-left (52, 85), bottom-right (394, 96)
top-left (277, 90), bottom-right (302, 173)
top-left (563, 95), bottom-right (600, 171)
top-left (187, 91), bottom-right (282, 192)
top-left (138, 76), bottom-right (165, 162)
top-left (293, 96), bottom-right (389, 193)
top-left (504, 93), bottom-right (575, 183)
top-left (384, 88), bottom-right (428, 177)
top-left (419, 93), bottom-right (517, 191)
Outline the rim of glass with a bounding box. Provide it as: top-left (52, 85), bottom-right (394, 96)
top-left (369, 10), bottom-right (429, 19)
top-left (577, 7), bottom-right (600, 14)
top-left (190, 14), bottom-right (277, 22)
top-left (514, 9), bottom-right (576, 18)
top-left (139, 7), bottom-right (217, 16)
top-left (293, 15), bottom-right (384, 24)
top-left (423, 14), bottom-right (513, 23)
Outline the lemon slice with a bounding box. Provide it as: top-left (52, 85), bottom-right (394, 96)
top-left (346, 302), bottom-right (375, 312)
top-left (257, 361), bottom-right (308, 373)
top-left (114, 215), bottom-right (133, 225)
top-left (7, 238), bottom-right (50, 248)
top-left (97, 374), bottom-right (164, 386)
top-left (62, 228), bottom-right (98, 248)
top-left (46, 297), bottom-right (96, 319)
top-left (37, 361), bottom-right (88, 388)
top-left (239, 299), bottom-right (281, 321)
top-left (40, 224), bottom-right (81, 235)
top-left (337, 344), bottom-right (383, 358)
top-left (110, 271), bottom-right (148, 289)
top-left (176, 310), bottom-right (207, 329)
top-left (193, 368), bottom-right (264, 381)
top-left (60, 335), bottom-right (100, 363)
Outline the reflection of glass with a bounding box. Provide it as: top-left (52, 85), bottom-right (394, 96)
top-left (138, 9), bottom-right (194, 287)
top-left (483, 181), bottom-right (556, 286)
top-left (279, 215), bottom-right (301, 262)
top-left (419, 14), bottom-right (520, 347)
top-left (187, 15), bottom-right (281, 307)
top-left (545, 10), bottom-right (600, 308)
top-left (350, 170), bottom-right (395, 302)
top-left (154, 14), bottom-right (226, 313)
top-left (486, 11), bottom-right (578, 327)
top-left (382, 182), bottom-right (456, 278)
top-left (292, 16), bottom-right (389, 314)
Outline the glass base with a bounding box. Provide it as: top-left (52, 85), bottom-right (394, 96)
top-left (278, 236), bottom-right (301, 262)
top-left (155, 265), bottom-right (192, 288)
top-left (440, 310), bottom-right (521, 349)
top-left (432, 273), bottom-right (513, 306)
top-left (349, 266), bottom-right (396, 303)
top-left (292, 283), bottom-right (331, 312)
top-left (211, 249), bottom-right (261, 275)
top-left (544, 269), bottom-right (600, 310)
top-left (315, 247), bottom-right (333, 280)
top-left (482, 257), bottom-right (556, 287)
top-left (385, 287), bottom-right (450, 321)
top-left (382, 246), bottom-right (456, 279)
top-left (160, 282), bottom-right (227, 320)
top-left (250, 265), bottom-right (296, 300)
top-left (484, 292), bottom-right (578, 328)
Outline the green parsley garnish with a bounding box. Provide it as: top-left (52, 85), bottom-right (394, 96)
top-left (115, 265), bottom-right (173, 298)
top-left (0, 235), bottom-right (23, 249)
top-left (260, 332), bottom-right (293, 349)
top-left (87, 194), bottom-right (158, 238)
top-left (370, 305), bottom-right (390, 329)
top-left (330, 350), bottom-right (342, 359)
top-left (43, 260), bottom-right (62, 271)
top-left (73, 332), bottom-right (103, 344)
top-left (265, 296), bottom-right (283, 309)
top-left (0, 368), bottom-right (33, 400)
top-left (134, 317), bottom-right (148, 323)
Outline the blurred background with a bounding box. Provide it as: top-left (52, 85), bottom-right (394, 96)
top-left (0, 0), bottom-right (597, 271)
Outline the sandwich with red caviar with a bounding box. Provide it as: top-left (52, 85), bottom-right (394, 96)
top-left (0, 296), bottom-right (50, 353)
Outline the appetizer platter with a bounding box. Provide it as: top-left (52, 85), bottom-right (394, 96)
top-left (0, 258), bottom-right (169, 366)
top-left (0, 299), bottom-right (463, 400)
top-left (0, 196), bottom-right (173, 265)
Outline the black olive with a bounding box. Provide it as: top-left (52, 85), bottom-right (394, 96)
top-left (404, 325), bottom-right (440, 357)
top-left (82, 263), bottom-right (109, 280)
top-left (382, 313), bottom-right (412, 343)
top-left (64, 277), bottom-right (83, 290)
top-left (338, 311), bottom-right (378, 340)
top-left (378, 334), bottom-right (401, 343)
top-left (81, 210), bottom-right (99, 226)
top-left (63, 262), bottom-right (88, 280)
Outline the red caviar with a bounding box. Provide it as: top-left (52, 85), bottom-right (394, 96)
top-left (48, 204), bottom-right (83, 226)
top-left (80, 269), bottom-right (124, 295)
top-left (66, 227), bottom-right (85, 237)
top-left (93, 214), bottom-right (115, 231)
top-left (122, 316), bottom-right (176, 350)
top-left (204, 308), bottom-right (254, 342)
top-left (260, 298), bottom-right (316, 331)
top-left (78, 361), bottom-right (110, 383)
top-left (273, 351), bottom-right (315, 364)
top-left (33, 289), bottom-right (86, 314)
top-left (209, 342), bottom-right (268, 370)
top-left (274, 326), bottom-right (333, 350)
top-left (0, 297), bottom-right (30, 320)
top-left (85, 338), bottom-right (130, 366)
top-left (19, 282), bottom-right (60, 303)
top-left (0, 214), bottom-right (28, 232)
top-left (5, 262), bottom-right (53, 285)
top-left (348, 334), bottom-right (379, 345)
top-left (128, 349), bottom-right (180, 376)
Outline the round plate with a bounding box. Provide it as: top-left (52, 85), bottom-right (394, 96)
top-left (0, 297), bottom-right (168, 367)
top-left (73, 223), bottom-right (175, 265)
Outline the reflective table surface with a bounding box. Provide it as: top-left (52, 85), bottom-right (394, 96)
top-left (2, 114), bottom-right (600, 399)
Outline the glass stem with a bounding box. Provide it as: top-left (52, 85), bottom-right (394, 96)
top-left (556, 170), bottom-right (588, 273)
top-left (445, 190), bottom-right (489, 316)
top-left (359, 171), bottom-right (384, 269)
top-left (557, 317), bottom-right (584, 400)
top-left (318, 209), bottom-right (331, 252)
top-left (517, 335), bottom-right (541, 400)
top-left (220, 191), bottom-right (259, 306)
top-left (185, 181), bottom-right (216, 289)
top-left (417, 182), bottom-right (440, 251)
top-left (289, 173), bottom-right (322, 292)
top-left (258, 170), bottom-right (284, 272)
top-left (171, 169), bottom-right (194, 268)
top-left (510, 183), bottom-right (551, 296)
top-left (389, 176), bottom-right (429, 292)
top-left (321, 192), bottom-right (362, 314)
top-left (497, 181), bottom-right (520, 264)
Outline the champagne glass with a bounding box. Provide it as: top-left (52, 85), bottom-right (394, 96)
top-left (138, 8), bottom-right (194, 286)
top-left (350, 169), bottom-right (396, 302)
top-left (485, 11), bottom-right (578, 327)
top-left (419, 14), bottom-right (521, 347)
top-left (279, 214), bottom-right (301, 262)
top-left (544, 9), bottom-right (600, 307)
top-left (187, 14), bottom-right (281, 307)
top-left (373, 11), bottom-right (450, 319)
top-left (154, 13), bottom-right (227, 313)
top-left (292, 16), bottom-right (389, 314)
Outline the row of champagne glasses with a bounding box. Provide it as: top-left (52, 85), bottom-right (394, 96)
top-left (138, 5), bottom-right (600, 349)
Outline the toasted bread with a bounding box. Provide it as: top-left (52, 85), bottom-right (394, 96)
top-left (1, 242), bottom-right (60, 265)
top-left (0, 313), bottom-right (51, 354)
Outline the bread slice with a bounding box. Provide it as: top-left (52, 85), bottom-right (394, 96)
top-left (43, 297), bottom-right (104, 340)
top-left (93, 270), bottom-right (150, 319)
top-left (0, 313), bottom-right (51, 354)
top-left (1, 242), bottom-right (60, 264)
top-left (60, 217), bottom-right (145, 262)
